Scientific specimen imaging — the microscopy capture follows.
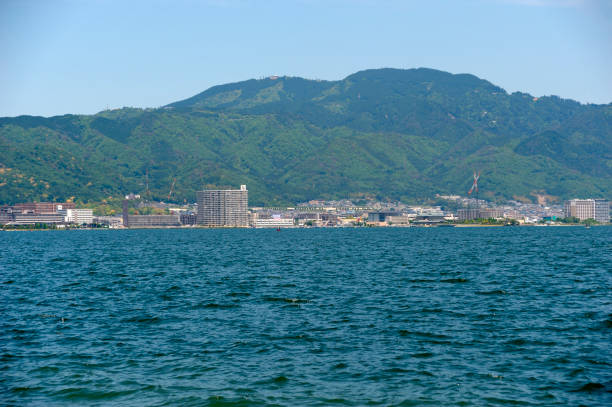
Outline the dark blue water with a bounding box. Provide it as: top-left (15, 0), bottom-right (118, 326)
top-left (1, 227), bottom-right (611, 406)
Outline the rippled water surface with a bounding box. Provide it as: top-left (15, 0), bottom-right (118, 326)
top-left (1, 227), bottom-right (611, 406)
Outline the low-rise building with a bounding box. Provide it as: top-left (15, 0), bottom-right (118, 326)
top-left (478, 208), bottom-right (504, 219)
top-left (386, 215), bottom-right (411, 225)
top-left (126, 215), bottom-right (181, 227)
top-left (457, 208), bottom-right (480, 221)
top-left (12, 202), bottom-right (75, 214)
top-left (367, 211), bottom-right (401, 223)
top-left (93, 216), bottom-right (123, 228)
top-left (457, 207), bottom-right (504, 221)
top-left (180, 213), bottom-right (197, 225)
top-left (1, 204), bottom-right (69, 225)
top-left (254, 218), bottom-right (294, 228)
top-left (11, 213), bottom-right (65, 225)
top-left (0, 213), bottom-right (12, 225)
top-left (64, 209), bottom-right (94, 225)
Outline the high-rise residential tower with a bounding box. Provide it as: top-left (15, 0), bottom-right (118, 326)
top-left (197, 185), bottom-right (248, 227)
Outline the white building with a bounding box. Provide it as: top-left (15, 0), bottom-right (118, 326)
top-left (93, 216), bottom-right (123, 228)
top-left (65, 209), bottom-right (94, 225)
top-left (563, 199), bottom-right (609, 223)
top-left (254, 218), bottom-right (294, 228)
top-left (564, 199), bottom-right (600, 221)
top-left (564, 199), bottom-right (594, 220)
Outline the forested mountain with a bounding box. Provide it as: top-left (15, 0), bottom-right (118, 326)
top-left (1, 68), bottom-right (610, 205)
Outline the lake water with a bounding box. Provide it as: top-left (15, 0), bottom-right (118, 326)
top-left (1, 227), bottom-right (611, 406)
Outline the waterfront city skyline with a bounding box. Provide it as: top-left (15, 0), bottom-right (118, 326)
top-left (2, 1), bottom-right (611, 405)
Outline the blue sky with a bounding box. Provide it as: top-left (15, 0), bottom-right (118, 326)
top-left (1, 0), bottom-right (610, 117)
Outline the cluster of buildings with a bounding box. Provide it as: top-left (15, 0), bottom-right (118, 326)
top-left (440, 195), bottom-right (610, 224)
top-left (120, 185), bottom-right (249, 228)
top-left (0, 202), bottom-right (94, 226)
top-left (1, 186), bottom-right (610, 229)
top-left (563, 199), bottom-right (610, 223)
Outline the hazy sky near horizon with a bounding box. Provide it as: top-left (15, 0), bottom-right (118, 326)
top-left (1, 0), bottom-right (611, 117)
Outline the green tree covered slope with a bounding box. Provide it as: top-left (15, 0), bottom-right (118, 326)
top-left (1, 68), bottom-right (610, 205)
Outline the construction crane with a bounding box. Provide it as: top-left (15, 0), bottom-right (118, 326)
top-left (468, 171), bottom-right (481, 207)
top-left (468, 171), bottom-right (480, 196)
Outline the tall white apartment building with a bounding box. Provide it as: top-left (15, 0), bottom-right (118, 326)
top-left (197, 185), bottom-right (248, 227)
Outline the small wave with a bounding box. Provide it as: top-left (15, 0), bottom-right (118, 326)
top-left (383, 367), bottom-right (413, 374)
top-left (420, 308), bottom-right (444, 313)
top-left (505, 338), bottom-right (556, 347)
top-left (483, 396), bottom-right (530, 405)
top-left (569, 368), bottom-right (584, 377)
top-left (203, 303), bottom-right (238, 309)
top-left (11, 386), bottom-right (42, 394)
top-left (319, 398), bottom-right (352, 405)
top-left (122, 315), bottom-right (161, 324)
top-left (204, 395), bottom-right (268, 406)
top-left (547, 357), bottom-right (569, 364)
top-left (394, 399), bottom-right (438, 406)
top-left (441, 278), bottom-right (469, 283)
top-left (52, 387), bottom-right (138, 400)
top-left (586, 359), bottom-right (610, 365)
top-left (399, 330), bottom-right (450, 340)
top-left (571, 382), bottom-right (609, 393)
top-left (411, 352), bottom-right (434, 358)
top-left (254, 375), bottom-right (289, 385)
top-left (228, 292), bottom-right (251, 297)
top-left (277, 334), bottom-right (314, 342)
top-left (476, 289), bottom-right (507, 295)
top-left (263, 297), bottom-right (309, 304)
top-left (30, 365), bottom-right (60, 374)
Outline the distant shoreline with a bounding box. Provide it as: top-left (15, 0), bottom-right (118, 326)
top-left (2, 224), bottom-right (607, 231)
